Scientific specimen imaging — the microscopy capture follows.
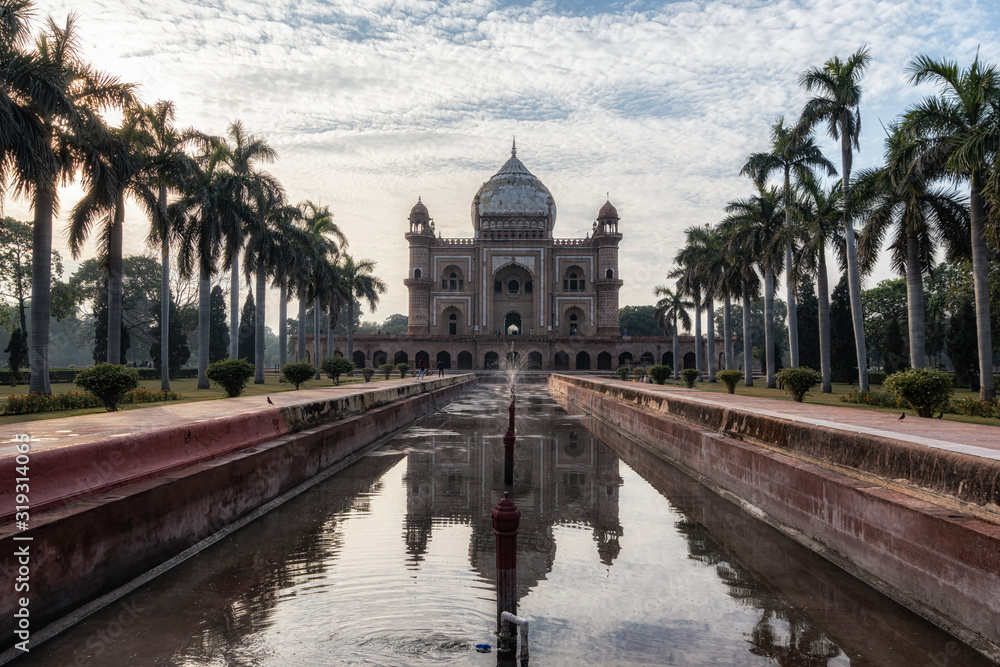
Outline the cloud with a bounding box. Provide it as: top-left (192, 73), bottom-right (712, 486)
top-left (8, 0), bottom-right (998, 327)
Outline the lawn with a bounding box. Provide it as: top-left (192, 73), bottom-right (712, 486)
top-left (0, 372), bottom-right (402, 425)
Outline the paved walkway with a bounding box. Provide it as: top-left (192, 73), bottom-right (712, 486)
top-left (0, 377), bottom-right (439, 459)
top-left (599, 379), bottom-right (1000, 462)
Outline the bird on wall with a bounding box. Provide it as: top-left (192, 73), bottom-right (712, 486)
top-left (897, 413), bottom-right (905, 421)
top-left (267, 396), bottom-right (274, 405)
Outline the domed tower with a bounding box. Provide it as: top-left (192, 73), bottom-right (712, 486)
top-left (404, 198), bottom-right (434, 335)
top-left (593, 198), bottom-right (623, 336)
top-left (472, 140), bottom-right (555, 240)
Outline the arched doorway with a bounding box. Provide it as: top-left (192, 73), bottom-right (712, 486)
top-left (485, 351), bottom-right (499, 369)
top-left (528, 352), bottom-right (543, 369)
top-left (372, 350), bottom-right (387, 367)
top-left (662, 352), bottom-right (673, 367)
top-left (504, 312), bottom-right (522, 335)
top-left (598, 352), bottom-right (612, 370)
top-left (640, 351), bottom-right (654, 366)
top-left (394, 351), bottom-right (408, 365)
top-left (683, 352), bottom-right (696, 369)
top-left (505, 351), bottom-right (520, 366)
top-left (457, 351), bottom-right (473, 369)
top-left (554, 352), bottom-right (570, 370)
top-left (353, 350), bottom-right (366, 368)
top-left (415, 350), bottom-right (429, 371)
top-left (618, 352), bottom-right (633, 367)
top-left (436, 351), bottom-right (451, 369)
top-left (576, 351), bottom-right (591, 370)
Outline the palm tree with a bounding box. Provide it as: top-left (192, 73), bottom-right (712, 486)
top-left (341, 254), bottom-right (387, 361)
top-left (175, 140), bottom-right (252, 388)
top-left (4, 12), bottom-right (136, 393)
top-left (298, 200), bottom-right (347, 366)
top-left (856, 123), bottom-right (970, 369)
top-left (220, 121), bottom-right (278, 359)
top-left (653, 285), bottom-right (693, 380)
top-left (270, 209), bottom-right (309, 372)
top-left (741, 117), bottom-right (837, 368)
top-left (903, 54), bottom-right (999, 400)
top-left (791, 174), bottom-right (845, 392)
top-left (671, 225), bottom-right (716, 381)
top-left (698, 225), bottom-right (733, 380)
top-left (799, 45), bottom-right (872, 391)
top-left (723, 186), bottom-right (785, 388)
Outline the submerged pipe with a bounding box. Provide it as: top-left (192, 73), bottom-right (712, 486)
top-left (492, 493), bottom-right (520, 655)
top-left (504, 394), bottom-right (515, 486)
top-left (500, 611), bottom-right (529, 662)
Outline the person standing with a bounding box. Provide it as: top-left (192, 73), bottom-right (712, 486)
top-left (437, 359), bottom-right (445, 377)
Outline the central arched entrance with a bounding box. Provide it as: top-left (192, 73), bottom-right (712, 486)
top-left (504, 312), bottom-right (522, 335)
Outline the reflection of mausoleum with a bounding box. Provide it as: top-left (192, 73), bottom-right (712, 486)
top-left (295, 142), bottom-right (716, 371)
top-left (402, 411), bottom-right (624, 598)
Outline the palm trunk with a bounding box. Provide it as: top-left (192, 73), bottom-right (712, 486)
top-left (230, 258), bottom-right (239, 359)
top-left (764, 268), bottom-right (776, 388)
top-left (107, 193), bottom-right (125, 365)
top-left (842, 138), bottom-right (870, 391)
top-left (672, 319), bottom-right (679, 380)
top-left (347, 298), bottom-right (356, 361)
top-left (724, 293), bottom-right (734, 370)
top-left (254, 265), bottom-right (266, 384)
top-left (706, 295), bottom-right (716, 381)
top-left (278, 278), bottom-right (287, 372)
top-left (327, 301), bottom-right (336, 358)
top-left (29, 187), bottom-right (54, 395)
top-left (693, 296), bottom-right (703, 381)
top-left (313, 297), bottom-right (321, 379)
top-left (159, 184), bottom-right (171, 392)
top-left (817, 248), bottom-right (832, 393)
top-left (786, 244), bottom-right (799, 367)
top-left (742, 283), bottom-right (753, 386)
top-left (970, 179), bottom-right (995, 401)
top-left (297, 295), bottom-right (306, 362)
top-left (904, 234), bottom-right (926, 369)
top-left (198, 266), bottom-right (211, 389)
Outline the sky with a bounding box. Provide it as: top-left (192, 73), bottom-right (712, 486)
top-left (9, 0), bottom-right (1000, 328)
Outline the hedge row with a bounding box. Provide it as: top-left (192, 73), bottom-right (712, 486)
top-left (2, 388), bottom-right (181, 415)
top-left (0, 367), bottom-right (199, 385)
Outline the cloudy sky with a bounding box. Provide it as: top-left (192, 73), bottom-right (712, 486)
top-left (10, 0), bottom-right (1000, 326)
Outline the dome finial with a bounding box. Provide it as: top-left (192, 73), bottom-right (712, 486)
top-left (511, 136), bottom-right (517, 158)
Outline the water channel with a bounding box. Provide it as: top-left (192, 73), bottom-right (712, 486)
top-left (19, 383), bottom-right (992, 666)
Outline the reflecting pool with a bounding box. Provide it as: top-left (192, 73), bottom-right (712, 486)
top-left (19, 384), bottom-right (991, 666)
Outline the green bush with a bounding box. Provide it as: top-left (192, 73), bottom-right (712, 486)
top-left (680, 368), bottom-right (700, 388)
top-left (396, 363), bottom-right (410, 379)
top-left (2, 388), bottom-right (181, 415)
top-left (321, 355), bottom-right (355, 386)
top-left (363, 367), bottom-right (375, 382)
top-left (841, 389), bottom-right (907, 409)
top-left (74, 363), bottom-right (140, 412)
top-left (282, 362), bottom-right (316, 390)
top-left (206, 358), bottom-right (255, 397)
top-left (615, 366), bottom-right (631, 381)
top-left (633, 366), bottom-right (647, 380)
top-left (946, 397), bottom-right (999, 419)
top-left (868, 371), bottom-right (886, 386)
top-left (883, 367), bottom-right (953, 418)
top-left (716, 370), bottom-right (743, 394)
top-left (648, 365), bottom-right (671, 385)
top-left (775, 367), bottom-right (823, 402)
top-left (378, 363), bottom-right (394, 380)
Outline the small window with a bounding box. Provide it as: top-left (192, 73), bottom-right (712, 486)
top-left (525, 281), bottom-right (533, 294)
top-left (606, 268), bottom-right (613, 279)
top-left (449, 313), bottom-right (457, 320)
top-left (508, 280), bottom-right (520, 294)
top-left (495, 280), bottom-right (502, 293)
top-left (414, 268), bottom-right (422, 279)
top-left (570, 314), bottom-right (578, 321)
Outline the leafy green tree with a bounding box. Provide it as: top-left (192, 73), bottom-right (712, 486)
top-left (149, 299), bottom-right (190, 379)
top-left (237, 290), bottom-right (255, 362)
top-left (380, 313), bottom-right (409, 334)
top-left (861, 279), bottom-right (908, 364)
top-left (92, 288), bottom-right (130, 365)
top-left (795, 279), bottom-right (820, 372)
top-left (0, 218), bottom-right (62, 334)
top-left (618, 305), bottom-right (660, 336)
top-left (5, 327), bottom-right (28, 386)
top-left (881, 317), bottom-right (907, 374)
top-left (904, 54), bottom-right (998, 400)
top-left (799, 45), bottom-right (872, 391)
top-left (829, 276), bottom-right (857, 383)
top-left (209, 285), bottom-right (230, 363)
top-left (947, 297), bottom-right (980, 390)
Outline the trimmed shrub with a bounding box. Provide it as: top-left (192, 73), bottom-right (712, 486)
top-left (841, 389), bottom-right (907, 409)
top-left (946, 397), bottom-right (999, 419)
top-left (396, 363), bottom-right (410, 379)
top-left (775, 367), bottom-right (823, 402)
top-left (207, 358), bottom-right (255, 397)
top-left (680, 368), bottom-right (700, 388)
top-left (321, 355), bottom-right (355, 386)
top-left (648, 365), bottom-right (671, 385)
top-left (2, 388), bottom-right (181, 415)
top-left (716, 370), bottom-right (743, 394)
top-left (73, 363), bottom-right (140, 412)
top-left (282, 362), bottom-right (316, 390)
top-left (633, 366), bottom-right (647, 380)
top-left (378, 363), bottom-right (395, 380)
top-left (615, 366), bottom-right (631, 381)
top-left (363, 367), bottom-right (375, 382)
top-left (883, 368), bottom-right (953, 418)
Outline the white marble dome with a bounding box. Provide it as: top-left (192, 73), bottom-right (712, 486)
top-left (472, 142), bottom-right (556, 236)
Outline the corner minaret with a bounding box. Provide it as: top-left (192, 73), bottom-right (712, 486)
top-left (594, 198), bottom-right (623, 336)
top-left (404, 198), bottom-right (434, 335)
